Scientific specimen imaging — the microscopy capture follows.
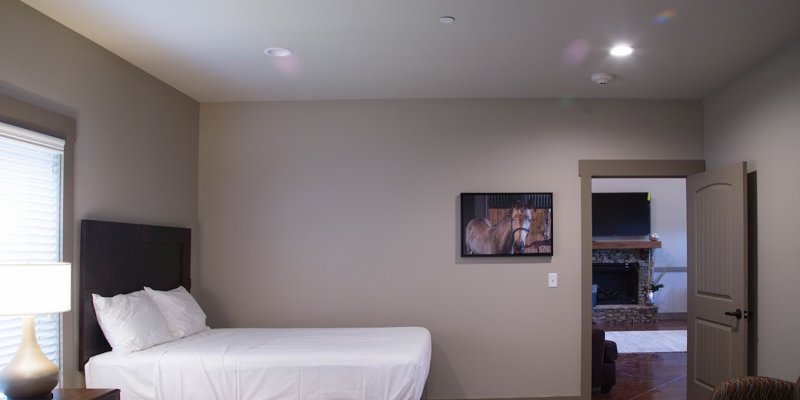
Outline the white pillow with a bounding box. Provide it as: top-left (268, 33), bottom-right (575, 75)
top-left (144, 286), bottom-right (209, 338)
top-left (92, 290), bottom-right (176, 354)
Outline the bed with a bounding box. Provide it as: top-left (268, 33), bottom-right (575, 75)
top-left (79, 220), bottom-right (431, 400)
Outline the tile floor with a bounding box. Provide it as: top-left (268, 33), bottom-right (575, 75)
top-left (594, 352), bottom-right (687, 400)
top-left (593, 319), bottom-right (687, 400)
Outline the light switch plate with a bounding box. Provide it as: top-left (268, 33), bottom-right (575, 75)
top-left (548, 272), bottom-right (558, 288)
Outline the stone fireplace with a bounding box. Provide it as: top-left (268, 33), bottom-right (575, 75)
top-left (591, 244), bottom-right (658, 324)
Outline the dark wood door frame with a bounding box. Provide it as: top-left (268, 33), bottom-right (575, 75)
top-left (578, 160), bottom-right (705, 399)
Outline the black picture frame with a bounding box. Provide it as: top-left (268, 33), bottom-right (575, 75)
top-left (461, 193), bottom-right (553, 257)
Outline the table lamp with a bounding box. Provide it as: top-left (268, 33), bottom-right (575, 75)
top-left (0, 263), bottom-right (71, 400)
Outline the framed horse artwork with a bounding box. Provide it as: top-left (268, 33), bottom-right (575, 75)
top-left (461, 193), bottom-right (553, 257)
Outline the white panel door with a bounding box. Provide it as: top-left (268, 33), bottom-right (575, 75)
top-left (687, 162), bottom-right (748, 399)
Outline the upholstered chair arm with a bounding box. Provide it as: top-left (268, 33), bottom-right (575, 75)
top-left (602, 340), bottom-right (618, 363)
top-left (709, 376), bottom-right (795, 400)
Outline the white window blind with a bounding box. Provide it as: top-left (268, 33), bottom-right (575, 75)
top-left (0, 121), bottom-right (65, 370)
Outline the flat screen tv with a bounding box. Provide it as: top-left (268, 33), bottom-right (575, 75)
top-left (592, 192), bottom-right (651, 236)
top-left (461, 193), bottom-right (553, 257)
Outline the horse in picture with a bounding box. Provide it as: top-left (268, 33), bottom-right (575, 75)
top-left (525, 208), bottom-right (553, 253)
top-left (465, 202), bottom-right (532, 255)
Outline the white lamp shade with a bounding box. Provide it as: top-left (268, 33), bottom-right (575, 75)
top-left (0, 263), bottom-right (71, 315)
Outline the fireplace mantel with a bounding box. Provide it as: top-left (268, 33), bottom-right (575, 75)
top-left (592, 239), bottom-right (662, 250)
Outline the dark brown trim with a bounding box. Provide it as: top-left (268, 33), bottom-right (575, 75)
top-left (746, 171), bottom-right (758, 375)
top-left (579, 160), bottom-right (705, 178)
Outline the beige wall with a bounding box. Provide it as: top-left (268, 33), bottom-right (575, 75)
top-left (199, 99), bottom-right (703, 398)
top-left (0, 0), bottom-right (199, 386)
top-left (6, 0), bottom-right (798, 394)
top-left (704, 40), bottom-right (800, 381)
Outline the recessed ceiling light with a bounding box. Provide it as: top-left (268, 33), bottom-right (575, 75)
top-left (438, 16), bottom-right (455, 24)
top-left (609, 44), bottom-right (634, 57)
top-left (264, 47), bottom-right (294, 57)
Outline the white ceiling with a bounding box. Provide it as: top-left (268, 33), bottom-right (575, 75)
top-left (21, 0), bottom-right (800, 102)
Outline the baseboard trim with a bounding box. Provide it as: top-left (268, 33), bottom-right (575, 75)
top-left (653, 267), bottom-right (686, 273)
top-left (657, 312), bottom-right (687, 320)
top-left (434, 397), bottom-right (579, 400)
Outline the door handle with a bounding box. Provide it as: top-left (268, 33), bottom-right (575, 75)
top-left (724, 309), bottom-right (743, 319)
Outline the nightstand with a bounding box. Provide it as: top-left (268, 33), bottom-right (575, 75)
top-left (52, 389), bottom-right (120, 400)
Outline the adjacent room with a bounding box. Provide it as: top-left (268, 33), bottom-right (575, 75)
top-left (590, 178), bottom-right (689, 398)
top-left (1, 1), bottom-right (799, 399)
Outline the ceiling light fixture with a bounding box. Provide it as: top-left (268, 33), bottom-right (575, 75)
top-left (609, 44), bottom-right (634, 57)
top-left (438, 16), bottom-right (455, 24)
top-left (264, 47), bottom-right (294, 57)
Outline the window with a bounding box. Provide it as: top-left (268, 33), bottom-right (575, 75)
top-left (0, 121), bottom-right (65, 371)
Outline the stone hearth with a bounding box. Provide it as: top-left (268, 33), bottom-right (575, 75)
top-left (592, 304), bottom-right (658, 324)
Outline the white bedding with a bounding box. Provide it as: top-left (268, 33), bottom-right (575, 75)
top-left (85, 327), bottom-right (431, 400)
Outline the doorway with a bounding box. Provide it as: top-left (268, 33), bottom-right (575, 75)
top-left (579, 160), bottom-right (705, 400)
top-left (591, 177), bottom-right (688, 399)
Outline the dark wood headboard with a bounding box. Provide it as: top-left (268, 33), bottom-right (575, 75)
top-left (79, 219), bottom-right (191, 370)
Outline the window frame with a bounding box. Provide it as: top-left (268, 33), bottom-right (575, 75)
top-left (0, 92), bottom-right (76, 386)
top-left (0, 120), bottom-right (66, 370)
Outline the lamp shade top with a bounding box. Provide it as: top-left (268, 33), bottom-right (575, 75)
top-left (0, 263), bottom-right (71, 315)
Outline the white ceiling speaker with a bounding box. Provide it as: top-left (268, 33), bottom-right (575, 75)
top-left (264, 47), bottom-right (294, 57)
top-left (591, 72), bottom-right (616, 85)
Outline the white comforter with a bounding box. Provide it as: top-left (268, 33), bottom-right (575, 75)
top-left (85, 327), bottom-right (431, 400)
